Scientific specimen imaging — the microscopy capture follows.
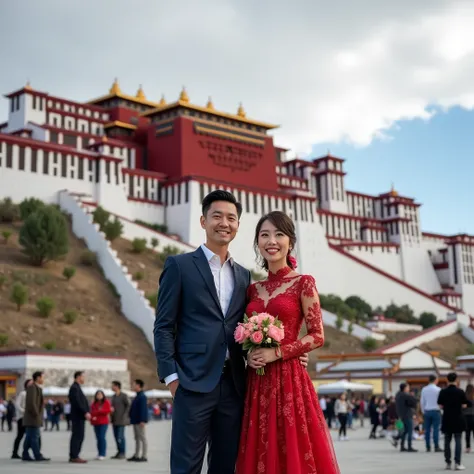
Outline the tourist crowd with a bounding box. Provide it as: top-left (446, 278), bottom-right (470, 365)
top-left (321, 372), bottom-right (474, 471)
top-left (0, 370), bottom-right (171, 463)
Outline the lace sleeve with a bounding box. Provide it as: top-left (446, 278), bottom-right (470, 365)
top-left (280, 275), bottom-right (325, 360)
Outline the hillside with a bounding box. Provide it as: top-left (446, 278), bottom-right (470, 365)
top-left (421, 333), bottom-right (474, 363)
top-left (0, 222), bottom-right (159, 386)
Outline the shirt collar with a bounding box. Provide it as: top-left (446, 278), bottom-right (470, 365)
top-left (201, 244), bottom-right (234, 266)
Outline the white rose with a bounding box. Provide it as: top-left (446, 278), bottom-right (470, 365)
top-left (266, 338), bottom-right (271, 344)
top-left (263, 327), bottom-right (268, 333)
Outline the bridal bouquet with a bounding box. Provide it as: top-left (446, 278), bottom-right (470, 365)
top-left (234, 312), bottom-right (285, 375)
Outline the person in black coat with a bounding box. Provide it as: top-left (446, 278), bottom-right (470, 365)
top-left (68, 371), bottom-right (90, 464)
top-left (438, 372), bottom-right (468, 470)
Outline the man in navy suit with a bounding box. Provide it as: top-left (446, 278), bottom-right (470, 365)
top-left (154, 190), bottom-right (307, 474)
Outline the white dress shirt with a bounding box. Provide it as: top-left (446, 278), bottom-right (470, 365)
top-left (420, 383), bottom-right (441, 412)
top-left (164, 244), bottom-right (235, 386)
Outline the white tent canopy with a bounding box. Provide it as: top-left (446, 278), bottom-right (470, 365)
top-left (42, 386), bottom-right (136, 398)
top-left (144, 389), bottom-right (172, 399)
top-left (316, 379), bottom-right (373, 395)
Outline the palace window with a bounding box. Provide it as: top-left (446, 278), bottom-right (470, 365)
top-left (19, 147), bottom-right (25, 170)
top-left (31, 149), bottom-right (37, 172)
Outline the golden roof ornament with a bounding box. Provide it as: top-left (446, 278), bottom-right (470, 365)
top-left (159, 95), bottom-right (166, 106)
top-left (390, 183), bottom-right (398, 197)
top-left (237, 102), bottom-right (246, 118)
top-left (109, 78), bottom-right (121, 95)
top-left (206, 96), bottom-right (215, 110)
top-left (136, 84), bottom-right (146, 100)
top-left (179, 86), bottom-right (190, 103)
top-left (25, 80), bottom-right (32, 90)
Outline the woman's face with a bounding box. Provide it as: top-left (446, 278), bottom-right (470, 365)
top-left (257, 220), bottom-right (290, 268)
top-left (340, 394), bottom-right (346, 401)
top-left (96, 392), bottom-right (104, 401)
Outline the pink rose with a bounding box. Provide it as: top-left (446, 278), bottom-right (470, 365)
top-left (250, 315), bottom-right (259, 324)
top-left (258, 312), bottom-right (275, 324)
top-left (268, 325), bottom-right (284, 342)
top-left (250, 331), bottom-right (264, 344)
top-left (234, 325), bottom-right (246, 344)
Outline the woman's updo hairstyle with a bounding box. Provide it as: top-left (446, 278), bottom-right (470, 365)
top-left (254, 211), bottom-right (297, 271)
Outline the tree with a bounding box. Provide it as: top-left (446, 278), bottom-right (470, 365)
top-left (151, 237), bottom-right (159, 249)
top-left (0, 198), bottom-right (20, 223)
top-left (36, 297), bottom-right (55, 318)
top-left (63, 266), bottom-right (76, 280)
top-left (92, 206), bottom-right (110, 231)
top-left (132, 238), bottom-right (147, 253)
top-left (1, 230), bottom-right (12, 244)
top-left (348, 320), bottom-right (354, 335)
top-left (419, 312), bottom-right (438, 329)
top-left (10, 282), bottom-right (28, 311)
top-left (362, 337), bottom-right (378, 352)
top-left (384, 303), bottom-right (417, 324)
top-left (19, 206), bottom-right (69, 266)
top-left (103, 218), bottom-right (123, 241)
top-left (335, 313), bottom-right (344, 330)
top-left (345, 295), bottom-right (372, 323)
top-left (319, 294), bottom-right (357, 322)
top-left (19, 197), bottom-right (44, 220)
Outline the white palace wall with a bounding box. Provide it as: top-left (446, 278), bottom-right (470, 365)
top-left (342, 246), bottom-right (402, 278)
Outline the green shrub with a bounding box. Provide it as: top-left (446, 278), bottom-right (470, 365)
top-left (80, 250), bottom-right (96, 266)
top-left (146, 292), bottom-right (158, 309)
top-left (63, 310), bottom-right (78, 324)
top-left (362, 337), bottom-right (378, 352)
top-left (42, 341), bottom-right (56, 350)
top-left (19, 205), bottom-right (69, 266)
top-left (107, 280), bottom-right (120, 298)
top-left (2, 230), bottom-right (12, 244)
top-left (132, 238), bottom-right (147, 253)
top-left (10, 282), bottom-right (28, 311)
top-left (157, 245), bottom-right (182, 265)
top-left (323, 339), bottom-right (331, 348)
top-left (63, 266), bottom-right (76, 280)
top-left (250, 270), bottom-right (265, 282)
top-left (134, 271), bottom-right (144, 281)
top-left (103, 218), bottom-right (123, 241)
top-left (135, 219), bottom-right (168, 234)
top-left (467, 344), bottom-right (474, 355)
top-left (348, 321), bottom-right (354, 335)
top-left (0, 333), bottom-right (8, 347)
top-left (151, 237), bottom-right (159, 249)
top-left (0, 198), bottom-right (20, 223)
top-left (335, 314), bottom-right (344, 330)
top-left (0, 274), bottom-right (6, 288)
top-left (419, 312), bottom-right (438, 329)
top-left (92, 206), bottom-right (110, 231)
top-left (19, 198), bottom-right (44, 220)
top-left (36, 297), bottom-right (55, 318)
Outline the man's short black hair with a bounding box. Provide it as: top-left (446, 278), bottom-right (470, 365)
top-left (202, 190), bottom-right (242, 218)
top-left (447, 372), bottom-right (457, 383)
top-left (134, 379), bottom-right (145, 388)
top-left (399, 383), bottom-right (407, 392)
top-left (74, 371), bottom-right (84, 380)
top-left (32, 371), bottom-right (43, 382)
top-left (429, 374), bottom-right (437, 383)
top-left (112, 380), bottom-right (121, 389)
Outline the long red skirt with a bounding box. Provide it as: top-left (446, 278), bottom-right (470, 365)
top-left (236, 358), bottom-right (340, 474)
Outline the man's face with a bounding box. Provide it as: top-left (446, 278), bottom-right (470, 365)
top-left (77, 374), bottom-right (85, 385)
top-left (112, 384), bottom-right (118, 393)
top-left (200, 201), bottom-right (239, 248)
top-left (405, 384), bottom-right (410, 393)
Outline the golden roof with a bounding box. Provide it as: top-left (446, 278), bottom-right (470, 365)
top-left (103, 120), bottom-right (137, 130)
top-left (136, 84), bottom-right (146, 101)
top-left (159, 95), bottom-right (166, 106)
top-left (141, 89), bottom-right (278, 130)
top-left (179, 86), bottom-right (190, 103)
top-left (88, 78), bottom-right (159, 108)
top-left (206, 96), bottom-right (215, 110)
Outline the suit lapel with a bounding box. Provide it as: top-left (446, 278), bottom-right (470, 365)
top-left (193, 248), bottom-right (223, 315)
top-left (225, 263), bottom-right (241, 318)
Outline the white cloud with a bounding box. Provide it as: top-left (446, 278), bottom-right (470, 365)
top-left (1, 0), bottom-right (474, 154)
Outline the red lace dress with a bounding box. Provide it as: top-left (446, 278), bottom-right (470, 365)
top-left (235, 267), bottom-right (340, 474)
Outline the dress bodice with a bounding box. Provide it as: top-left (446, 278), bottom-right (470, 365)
top-left (246, 267), bottom-right (324, 360)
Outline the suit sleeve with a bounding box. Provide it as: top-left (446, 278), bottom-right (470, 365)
top-left (280, 275), bottom-right (324, 360)
top-left (25, 385), bottom-right (38, 418)
top-left (154, 256), bottom-right (182, 383)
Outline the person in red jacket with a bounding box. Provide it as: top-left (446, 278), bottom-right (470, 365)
top-left (90, 390), bottom-right (111, 460)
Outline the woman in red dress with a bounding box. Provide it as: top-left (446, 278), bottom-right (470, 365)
top-left (236, 211), bottom-right (340, 474)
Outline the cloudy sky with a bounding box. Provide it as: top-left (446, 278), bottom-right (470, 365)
top-left (0, 0), bottom-right (472, 233)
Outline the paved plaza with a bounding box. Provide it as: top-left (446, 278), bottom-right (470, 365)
top-left (0, 421), bottom-right (473, 473)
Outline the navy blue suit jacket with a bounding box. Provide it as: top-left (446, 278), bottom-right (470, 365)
top-left (154, 247), bottom-right (250, 396)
